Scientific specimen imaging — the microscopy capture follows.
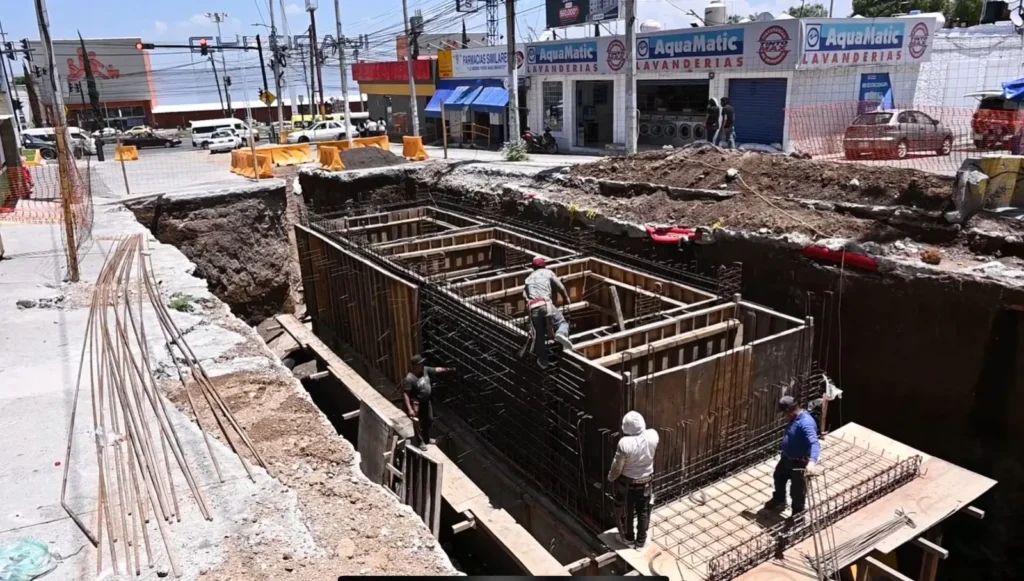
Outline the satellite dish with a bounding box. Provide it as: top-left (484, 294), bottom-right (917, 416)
top-left (754, 11), bottom-right (774, 21)
top-left (640, 19), bottom-right (664, 32)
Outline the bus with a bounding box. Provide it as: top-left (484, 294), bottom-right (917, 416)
top-left (189, 118), bottom-right (258, 148)
top-left (290, 112), bottom-right (369, 130)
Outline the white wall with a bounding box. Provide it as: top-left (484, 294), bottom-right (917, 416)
top-left (528, 75), bottom-right (624, 152)
top-left (918, 25), bottom-right (1024, 108)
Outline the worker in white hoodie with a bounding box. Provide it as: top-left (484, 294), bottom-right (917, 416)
top-left (607, 411), bottom-right (660, 549)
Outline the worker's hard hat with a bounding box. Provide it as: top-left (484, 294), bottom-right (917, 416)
top-left (531, 256), bottom-right (546, 268)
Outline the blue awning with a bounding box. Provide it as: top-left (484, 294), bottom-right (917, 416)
top-left (470, 86), bottom-right (509, 114)
top-left (446, 85), bottom-right (483, 111)
top-left (424, 88), bottom-right (455, 118)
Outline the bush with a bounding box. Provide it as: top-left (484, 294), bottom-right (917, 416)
top-left (168, 293), bottom-right (195, 312)
top-left (501, 140), bottom-right (530, 162)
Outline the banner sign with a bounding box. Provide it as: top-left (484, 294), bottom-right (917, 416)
top-left (352, 60), bottom-right (432, 82)
top-left (545, 0), bottom-right (622, 29)
top-left (444, 45), bottom-right (526, 78)
top-left (526, 38), bottom-right (618, 74)
top-left (799, 17), bottom-right (936, 68)
top-left (636, 20), bottom-right (798, 72)
top-left (858, 72), bottom-right (894, 113)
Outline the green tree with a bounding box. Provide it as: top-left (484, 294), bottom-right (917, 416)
top-left (78, 32), bottom-right (105, 131)
top-left (947, 0), bottom-right (983, 25)
top-left (786, 3), bottom-right (829, 16)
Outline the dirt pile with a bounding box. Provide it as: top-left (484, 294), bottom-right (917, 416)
top-left (341, 147), bottom-right (408, 170)
top-left (571, 146), bottom-right (954, 211)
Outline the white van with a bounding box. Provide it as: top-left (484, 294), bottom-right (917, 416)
top-left (23, 127), bottom-right (97, 155)
top-left (190, 118), bottom-right (258, 148)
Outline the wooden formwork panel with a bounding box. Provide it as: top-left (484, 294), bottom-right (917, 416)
top-left (578, 304), bottom-right (737, 360)
top-left (341, 207), bottom-right (429, 229)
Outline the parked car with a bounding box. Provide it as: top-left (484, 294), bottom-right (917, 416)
top-left (21, 134), bottom-right (59, 160)
top-left (843, 110), bottom-right (954, 160)
top-left (91, 127), bottom-right (120, 138)
top-left (124, 125), bottom-right (154, 136)
top-left (286, 120), bottom-right (347, 143)
top-left (120, 131), bottom-right (182, 149)
top-left (206, 129), bottom-right (243, 153)
top-left (966, 91), bottom-right (1019, 150)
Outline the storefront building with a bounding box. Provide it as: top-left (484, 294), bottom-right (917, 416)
top-left (524, 37), bottom-right (624, 152)
top-left (351, 60), bottom-right (435, 140)
top-left (430, 45), bottom-right (526, 147)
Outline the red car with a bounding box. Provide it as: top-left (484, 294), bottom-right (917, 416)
top-left (967, 91), bottom-right (1020, 150)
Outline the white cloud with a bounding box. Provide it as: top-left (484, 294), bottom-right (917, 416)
top-left (284, 2), bottom-right (304, 15)
top-left (154, 20), bottom-right (168, 33)
top-left (177, 13), bottom-right (215, 29)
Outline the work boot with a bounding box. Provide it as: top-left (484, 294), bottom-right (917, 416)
top-left (427, 438), bottom-right (437, 445)
top-left (418, 442), bottom-right (428, 451)
top-left (786, 511), bottom-right (806, 526)
top-left (555, 333), bottom-right (573, 351)
top-left (616, 532), bottom-right (632, 546)
top-left (635, 539), bottom-right (649, 549)
top-left (763, 499), bottom-right (787, 512)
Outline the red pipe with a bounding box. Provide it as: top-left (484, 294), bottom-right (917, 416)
top-left (802, 245), bottom-right (879, 272)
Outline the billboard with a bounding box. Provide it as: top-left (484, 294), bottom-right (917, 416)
top-left (526, 38), bottom-right (625, 75)
top-left (30, 37), bottom-right (153, 103)
top-left (443, 45), bottom-right (526, 78)
top-left (545, 0), bottom-right (621, 29)
top-left (636, 20), bottom-right (799, 72)
top-left (799, 17), bottom-right (936, 68)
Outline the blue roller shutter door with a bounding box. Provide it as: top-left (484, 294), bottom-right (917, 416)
top-left (727, 78), bottom-right (788, 146)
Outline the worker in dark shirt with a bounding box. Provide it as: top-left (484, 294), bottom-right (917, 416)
top-left (715, 97), bottom-right (736, 150)
top-left (705, 98), bottom-right (721, 144)
top-left (403, 354), bottom-right (454, 450)
top-left (764, 396), bottom-right (821, 516)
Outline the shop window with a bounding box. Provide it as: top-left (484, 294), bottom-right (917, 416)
top-left (543, 81), bottom-right (563, 132)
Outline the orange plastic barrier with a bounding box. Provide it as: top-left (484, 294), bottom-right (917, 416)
top-left (230, 150), bottom-right (274, 179)
top-left (256, 143), bottom-right (313, 166)
top-left (402, 136), bottom-right (428, 161)
top-left (114, 145), bottom-right (139, 161)
top-left (318, 139), bottom-right (356, 153)
top-left (318, 145), bottom-right (345, 172)
top-left (354, 135), bottom-right (390, 150)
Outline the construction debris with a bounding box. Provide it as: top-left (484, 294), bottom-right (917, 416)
top-left (60, 233), bottom-right (265, 578)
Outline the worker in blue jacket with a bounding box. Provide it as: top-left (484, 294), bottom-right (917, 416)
top-left (764, 396), bottom-right (822, 516)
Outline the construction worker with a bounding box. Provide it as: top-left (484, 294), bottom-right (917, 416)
top-left (607, 411), bottom-right (660, 549)
top-left (524, 256), bottom-right (572, 367)
top-left (403, 355), bottom-right (454, 451)
top-left (764, 396), bottom-right (822, 518)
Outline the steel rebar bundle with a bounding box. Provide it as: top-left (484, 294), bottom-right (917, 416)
top-left (804, 510), bottom-right (915, 577)
top-left (59, 234), bottom-right (266, 578)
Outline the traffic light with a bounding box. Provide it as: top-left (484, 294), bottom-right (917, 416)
top-left (19, 39), bottom-right (31, 62)
top-left (4, 42), bottom-right (13, 61)
top-left (135, 42), bottom-right (155, 50)
top-left (199, 38), bottom-right (209, 56)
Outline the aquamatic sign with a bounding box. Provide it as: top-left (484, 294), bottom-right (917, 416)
top-left (443, 45), bottom-right (526, 78)
top-left (525, 37), bottom-right (620, 75)
top-left (799, 17), bottom-right (936, 68)
top-left (636, 20), bottom-right (799, 72)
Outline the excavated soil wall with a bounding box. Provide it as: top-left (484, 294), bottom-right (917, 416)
top-left (127, 181), bottom-right (299, 326)
top-left (301, 166), bottom-right (1024, 580)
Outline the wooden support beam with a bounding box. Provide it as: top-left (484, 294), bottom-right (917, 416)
top-left (564, 556), bottom-right (592, 574)
top-left (342, 409), bottom-right (361, 421)
top-left (308, 370), bottom-right (329, 380)
top-left (591, 320), bottom-right (739, 367)
top-left (574, 302), bottom-right (735, 350)
top-left (609, 286), bottom-right (625, 332)
top-left (864, 556), bottom-right (913, 581)
top-left (587, 273), bottom-right (689, 307)
top-left (475, 271), bottom-right (588, 302)
top-left (962, 506), bottom-right (985, 519)
top-left (452, 518), bottom-right (476, 534)
top-left (343, 216), bottom-right (426, 233)
top-left (912, 537), bottom-right (947, 560)
top-left (392, 240), bottom-right (494, 260)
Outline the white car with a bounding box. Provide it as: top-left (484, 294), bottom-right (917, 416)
top-left (206, 129), bottom-right (243, 153)
top-left (286, 120), bottom-right (347, 144)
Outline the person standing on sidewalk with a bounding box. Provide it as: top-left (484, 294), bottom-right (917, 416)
top-left (607, 411), bottom-right (660, 549)
top-left (403, 355), bottom-right (455, 450)
top-left (715, 97), bottom-right (736, 149)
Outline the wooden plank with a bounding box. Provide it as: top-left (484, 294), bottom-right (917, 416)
top-left (588, 273), bottom-right (689, 307)
top-left (963, 506), bottom-right (985, 519)
top-left (863, 556), bottom-right (913, 581)
top-left (476, 271), bottom-right (588, 301)
top-left (609, 286), bottom-right (625, 332)
top-left (912, 537), bottom-right (948, 560)
top-left (575, 303), bottom-right (736, 351)
top-left (593, 320), bottom-right (739, 367)
top-left (392, 239), bottom-right (494, 260)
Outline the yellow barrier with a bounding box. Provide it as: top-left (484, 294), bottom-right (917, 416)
top-left (114, 145), bottom-right (139, 161)
top-left (230, 150), bottom-right (274, 179)
top-left (402, 136), bottom-right (428, 161)
top-left (318, 140), bottom-right (356, 153)
top-left (354, 135), bottom-right (390, 150)
top-left (318, 145), bottom-right (345, 172)
top-left (22, 150), bottom-right (42, 166)
top-left (256, 143), bottom-right (313, 166)
top-left (978, 155), bottom-right (1024, 208)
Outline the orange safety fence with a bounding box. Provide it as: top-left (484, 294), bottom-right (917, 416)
top-left (114, 145), bottom-right (139, 161)
top-left (402, 136), bottom-right (428, 161)
top-left (318, 145), bottom-right (345, 171)
top-left (229, 150), bottom-right (274, 179)
top-left (256, 143), bottom-right (313, 166)
top-left (0, 154), bottom-right (94, 238)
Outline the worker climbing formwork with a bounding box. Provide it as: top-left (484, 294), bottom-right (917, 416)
top-left (522, 256), bottom-right (573, 368)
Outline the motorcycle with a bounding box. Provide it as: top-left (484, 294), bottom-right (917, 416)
top-left (523, 127), bottom-right (558, 154)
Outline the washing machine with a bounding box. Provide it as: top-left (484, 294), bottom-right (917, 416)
top-left (676, 121), bottom-right (692, 143)
top-left (639, 114), bottom-right (651, 138)
top-left (693, 123), bottom-right (707, 141)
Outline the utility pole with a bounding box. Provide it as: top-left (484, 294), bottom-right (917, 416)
top-left (624, 0), bottom-right (637, 154)
top-left (34, 0), bottom-right (80, 281)
top-left (306, 31), bottom-right (316, 117)
top-left (206, 12), bottom-right (233, 117)
top-left (334, 0), bottom-right (354, 143)
top-left (239, 48), bottom-right (259, 181)
top-left (401, 0), bottom-right (420, 136)
top-left (0, 18), bottom-right (19, 140)
top-left (209, 56), bottom-right (226, 117)
top-left (268, 1), bottom-right (286, 142)
top-left (279, 0), bottom-right (298, 115)
top-left (505, 0), bottom-right (519, 143)
top-left (307, 2), bottom-right (325, 116)
top-left (256, 34), bottom-right (275, 139)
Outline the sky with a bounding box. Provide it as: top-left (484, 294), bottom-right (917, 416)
top-left (3, 0), bottom-right (855, 106)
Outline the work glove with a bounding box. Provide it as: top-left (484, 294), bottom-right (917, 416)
top-left (805, 461), bottom-right (823, 478)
